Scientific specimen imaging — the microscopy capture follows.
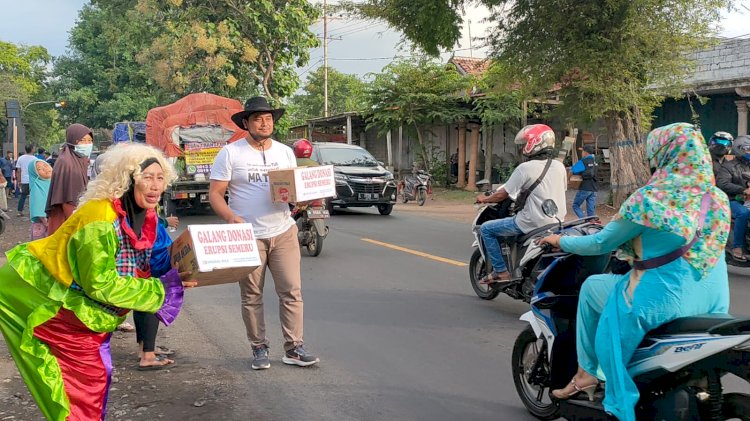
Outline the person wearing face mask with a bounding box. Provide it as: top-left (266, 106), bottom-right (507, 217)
top-left (717, 135), bottom-right (750, 262)
top-left (708, 131), bottom-right (734, 176)
top-left (45, 123), bottom-right (94, 235)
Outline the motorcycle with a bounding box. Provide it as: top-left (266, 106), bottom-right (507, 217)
top-left (398, 170), bottom-right (432, 206)
top-left (513, 199), bottom-right (750, 421)
top-left (293, 200), bottom-right (329, 257)
top-left (469, 195), bottom-right (600, 301)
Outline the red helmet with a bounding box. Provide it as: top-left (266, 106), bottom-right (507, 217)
top-left (293, 139), bottom-right (313, 158)
top-left (514, 124), bottom-right (556, 158)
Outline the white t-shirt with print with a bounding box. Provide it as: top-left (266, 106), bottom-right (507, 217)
top-left (16, 154), bottom-right (36, 184)
top-left (210, 139), bottom-right (297, 239)
top-left (503, 158), bottom-right (567, 233)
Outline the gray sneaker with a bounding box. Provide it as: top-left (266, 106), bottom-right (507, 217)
top-left (251, 345), bottom-right (270, 370)
top-left (282, 345), bottom-right (319, 367)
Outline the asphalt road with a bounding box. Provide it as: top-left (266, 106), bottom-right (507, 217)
top-left (173, 206), bottom-right (750, 420)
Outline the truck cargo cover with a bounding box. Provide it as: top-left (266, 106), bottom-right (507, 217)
top-left (146, 93), bottom-right (247, 157)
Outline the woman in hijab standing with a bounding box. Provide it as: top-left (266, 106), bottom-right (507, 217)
top-left (538, 123), bottom-right (730, 421)
top-left (45, 123), bottom-right (93, 235)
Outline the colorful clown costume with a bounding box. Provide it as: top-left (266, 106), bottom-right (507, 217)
top-left (0, 199), bottom-right (183, 421)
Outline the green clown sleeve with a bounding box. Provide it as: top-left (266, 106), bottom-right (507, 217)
top-left (67, 221), bottom-right (166, 312)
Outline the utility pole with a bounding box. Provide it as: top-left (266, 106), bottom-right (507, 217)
top-left (467, 19), bottom-right (473, 58)
top-left (323, 0), bottom-right (329, 117)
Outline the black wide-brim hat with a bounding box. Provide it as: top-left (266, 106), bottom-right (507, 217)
top-left (231, 96), bottom-right (285, 130)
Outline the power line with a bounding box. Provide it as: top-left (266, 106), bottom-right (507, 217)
top-left (298, 58), bottom-right (324, 76)
top-left (334, 22), bottom-right (387, 37)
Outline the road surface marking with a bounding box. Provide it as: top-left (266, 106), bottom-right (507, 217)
top-left (361, 238), bottom-right (468, 267)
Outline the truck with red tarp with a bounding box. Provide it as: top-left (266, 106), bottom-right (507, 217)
top-left (145, 93), bottom-right (247, 214)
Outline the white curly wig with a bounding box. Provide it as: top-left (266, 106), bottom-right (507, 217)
top-left (78, 143), bottom-right (177, 207)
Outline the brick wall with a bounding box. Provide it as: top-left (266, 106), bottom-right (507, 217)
top-left (689, 38), bottom-right (750, 86)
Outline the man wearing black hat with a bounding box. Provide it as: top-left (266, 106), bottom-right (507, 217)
top-left (209, 96), bottom-right (319, 370)
top-left (571, 145), bottom-right (598, 218)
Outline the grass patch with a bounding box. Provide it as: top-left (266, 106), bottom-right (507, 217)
top-left (432, 187), bottom-right (480, 202)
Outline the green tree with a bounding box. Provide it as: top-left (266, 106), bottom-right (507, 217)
top-left (366, 58), bottom-right (472, 171)
top-left (51, 1), bottom-right (164, 129)
top-left (0, 41), bottom-right (63, 146)
top-left (53, 0), bottom-right (319, 131)
top-left (287, 66), bottom-right (369, 124)
top-left (349, 0), bottom-right (731, 206)
top-left (136, 0), bottom-right (320, 101)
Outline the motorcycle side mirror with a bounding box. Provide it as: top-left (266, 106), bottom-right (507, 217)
top-left (541, 199), bottom-right (558, 217)
top-left (542, 199), bottom-right (563, 230)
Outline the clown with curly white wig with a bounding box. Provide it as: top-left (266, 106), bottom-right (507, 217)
top-left (0, 143), bottom-right (195, 420)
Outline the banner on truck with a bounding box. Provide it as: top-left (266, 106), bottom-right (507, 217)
top-left (183, 142), bottom-right (223, 175)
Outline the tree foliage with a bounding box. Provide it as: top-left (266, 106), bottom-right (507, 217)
top-left (341, 0), bottom-right (465, 56)
top-left (51, 1), bottom-right (164, 129)
top-left (287, 66), bottom-right (369, 125)
top-left (51, 0), bottom-right (319, 132)
top-left (0, 41), bottom-right (50, 101)
top-left (351, 0), bottom-right (731, 205)
top-left (366, 59), bottom-right (473, 170)
top-left (0, 40), bottom-right (64, 146)
top-left (136, 0), bottom-right (319, 101)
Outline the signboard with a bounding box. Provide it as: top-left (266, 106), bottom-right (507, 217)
top-left (170, 223), bottom-right (261, 287)
top-left (5, 100), bottom-right (20, 119)
top-left (183, 142), bottom-right (223, 175)
top-left (268, 165), bottom-right (337, 203)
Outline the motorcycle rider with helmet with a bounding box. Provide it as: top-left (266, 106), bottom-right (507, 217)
top-left (293, 138), bottom-right (318, 167)
top-left (708, 131), bottom-right (734, 176)
top-left (474, 124), bottom-right (567, 285)
top-left (717, 134), bottom-right (750, 262)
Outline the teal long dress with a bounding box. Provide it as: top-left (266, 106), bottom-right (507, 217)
top-left (560, 218), bottom-right (729, 421)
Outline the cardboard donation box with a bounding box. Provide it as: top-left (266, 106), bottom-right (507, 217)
top-left (268, 165), bottom-right (336, 203)
top-left (171, 223), bottom-right (261, 287)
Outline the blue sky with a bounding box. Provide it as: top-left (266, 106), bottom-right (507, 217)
top-left (1, 0), bottom-right (748, 80)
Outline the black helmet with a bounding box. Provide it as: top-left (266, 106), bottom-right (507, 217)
top-left (708, 131), bottom-right (734, 158)
top-left (731, 135), bottom-right (750, 161)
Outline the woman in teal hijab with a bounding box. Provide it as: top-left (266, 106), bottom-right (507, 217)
top-left (539, 123), bottom-right (730, 421)
top-left (28, 158), bottom-right (52, 240)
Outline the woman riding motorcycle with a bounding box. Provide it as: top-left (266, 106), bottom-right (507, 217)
top-left (539, 123), bottom-right (730, 421)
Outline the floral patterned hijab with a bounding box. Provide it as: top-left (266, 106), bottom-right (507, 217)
top-left (618, 123), bottom-right (730, 276)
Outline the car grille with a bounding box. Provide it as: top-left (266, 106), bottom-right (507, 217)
top-left (349, 181), bottom-right (385, 194)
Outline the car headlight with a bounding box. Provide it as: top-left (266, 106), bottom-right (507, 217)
top-left (334, 173), bottom-right (349, 183)
top-left (384, 171), bottom-right (394, 181)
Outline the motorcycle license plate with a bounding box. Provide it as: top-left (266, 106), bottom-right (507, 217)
top-left (358, 193), bottom-right (379, 200)
top-left (307, 209), bottom-right (330, 219)
top-left (200, 193), bottom-right (208, 202)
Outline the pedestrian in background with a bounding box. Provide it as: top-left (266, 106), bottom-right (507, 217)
top-left (0, 171), bottom-right (7, 212)
top-left (15, 144), bottom-right (36, 217)
top-left (45, 124), bottom-right (93, 234)
top-left (571, 145), bottom-right (599, 218)
top-left (29, 159), bottom-right (52, 240)
top-left (1, 151), bottom-right (14, 199)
